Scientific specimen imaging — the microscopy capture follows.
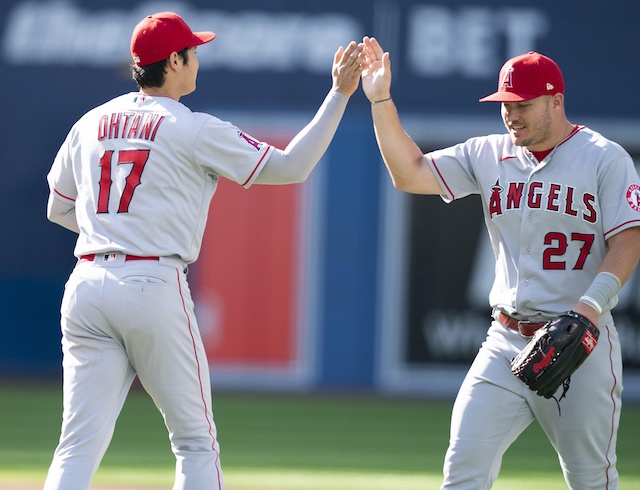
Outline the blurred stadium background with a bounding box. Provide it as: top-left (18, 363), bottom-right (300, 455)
top-left (1, 0), bottom-right (640, 403)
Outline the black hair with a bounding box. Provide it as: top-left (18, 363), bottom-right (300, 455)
top-left (131, 47), bottom-right (190, 88)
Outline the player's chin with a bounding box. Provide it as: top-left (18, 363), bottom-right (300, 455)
top-left (509, 132), bottom-right (530, 147)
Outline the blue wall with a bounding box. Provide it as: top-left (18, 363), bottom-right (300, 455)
top-left (320, 121), bottom-right (382, 388)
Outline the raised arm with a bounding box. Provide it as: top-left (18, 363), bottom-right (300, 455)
top-left (254, 41), bottom-right (364, 184)
top-left (361, 36), bottom-right (443, 195)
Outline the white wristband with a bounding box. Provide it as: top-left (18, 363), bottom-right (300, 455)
top-left (580, 272), bottom-right (621, 315)
top-left (579, 295), bottom-right (603, 315)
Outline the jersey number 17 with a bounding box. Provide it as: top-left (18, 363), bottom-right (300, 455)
top-left (97, 149), bottom-right (150, 214)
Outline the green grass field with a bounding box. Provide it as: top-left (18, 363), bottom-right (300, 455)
top-left (1, 381), bottom-right (639, 489)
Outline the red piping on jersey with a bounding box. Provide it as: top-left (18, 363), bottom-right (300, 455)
top-left (241, 146), bottom-right (273, 187)
top-left (560, 124), bottom-right (583, 146)
top-left (604, 219), bottom-right (640, 239)
top-left (176, 269), bottom-right (223, 488)
top-left (428, 155), bottom-right (456, 200)
top-left (502, 125), bottom-right (583, 162)
top-left (604, 324), bottom-right (618, 489)
top-left (53, 188), bottom-right (76, 202)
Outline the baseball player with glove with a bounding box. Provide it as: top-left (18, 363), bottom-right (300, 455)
top-left (361, 37), bottom-right (640, 489)
top-left (44, 11), bottom-right (364, 490)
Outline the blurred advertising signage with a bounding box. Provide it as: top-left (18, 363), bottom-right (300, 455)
top-left (405, 5), bottom-right (548, 78)
top-left (2, 1), bottom-right (547, 81)
top-left (1, 1), bottom-right (361, 72)
top-left (194, 180), bottom-right (300, 368)
top-left (1, 1), bottom-right (560, 114)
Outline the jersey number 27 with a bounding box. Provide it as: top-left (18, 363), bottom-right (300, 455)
top-left (543, 231), bottom-right (594, 270)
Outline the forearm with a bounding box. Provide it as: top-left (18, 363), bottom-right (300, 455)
top-left (47, 193), bottom-right (80, 233)
top-left (371, 99), bottom-right (442, 195)
top-left (574, 226), bottom-right (640, 322)
top-left (254, 90), bottom-right (349, 184)
top-left (597, 227), bottom-right (640, 286)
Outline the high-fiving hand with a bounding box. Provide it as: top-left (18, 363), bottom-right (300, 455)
top-left (361, 36), bottom-right (392, 103)
top-left (332, 41), bottom-right (365, 97)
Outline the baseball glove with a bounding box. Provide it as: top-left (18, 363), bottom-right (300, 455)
top-left (510, 311), bottom-right (599, 399)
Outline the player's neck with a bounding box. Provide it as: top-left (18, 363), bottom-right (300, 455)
top-left (139, 87), bottom-right (180, 101)
top-left (139, 75), bottom-right (190, 101)
top-left (529, 122), bottom-right (578, 161)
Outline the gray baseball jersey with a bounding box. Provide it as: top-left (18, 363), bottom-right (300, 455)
top-left (427, 125), bottom-right (640, 318)
top-left (48, 92), bottom-right (273, 264)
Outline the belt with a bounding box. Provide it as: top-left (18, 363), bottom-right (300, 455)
top-left (80, 254), bottom-right (159, 262)
top-left (498, 312), bottom-right (547, 337)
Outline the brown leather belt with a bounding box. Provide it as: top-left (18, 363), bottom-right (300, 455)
top-left (498, 312), bottom-right (547, 337)
top-left (80, 254), bottom-right (159, 262)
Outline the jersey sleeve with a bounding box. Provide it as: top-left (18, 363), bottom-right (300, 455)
top-left (192, 116), bottom-right (273, 188)
top-left (598, 151), bottom-right (640, 240)
top-left (426, 138), bottom-right (485, 202)
top-left (47, 129), bottom-right (78, 203)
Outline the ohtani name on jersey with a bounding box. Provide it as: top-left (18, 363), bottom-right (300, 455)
top-left (97, 112), bottom-right (165, 141)
top-left (489, 179), bottom-right (597, 222)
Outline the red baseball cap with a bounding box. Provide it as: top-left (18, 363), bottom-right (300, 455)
top-left (131, 11), bottom-right (216, 67)
top-left (479, 52), bottom-right (564, 103)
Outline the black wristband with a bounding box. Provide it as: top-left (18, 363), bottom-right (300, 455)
top-left (370, 96), bottom-right (392, 105)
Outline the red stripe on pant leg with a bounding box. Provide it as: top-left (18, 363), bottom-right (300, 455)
top-left (176, 269), bottom-right (223, 489)
top-left (604, 324), bottom-right (618, 490)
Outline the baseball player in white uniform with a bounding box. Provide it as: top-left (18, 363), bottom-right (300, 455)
top-left (361, 37), bottom-right (640, 489)
top-left (44, 11), bottom-right (364, 490)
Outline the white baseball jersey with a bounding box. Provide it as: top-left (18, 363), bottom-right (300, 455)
top-left (427, 125), bottom-right (640, 318)
top-left (47, 92), bottom-right (273, 264)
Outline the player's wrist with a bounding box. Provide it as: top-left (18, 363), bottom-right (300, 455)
top-left (580, 272), bottom-right (621, 316)
top-left (578, 296), bottom-right (602, 315)
top-left (369, 95), bottom-right (392, 105)
top-left (329, 86), bottom-right (351, 98)
top-left (570, 304), bottom-right (599, 327)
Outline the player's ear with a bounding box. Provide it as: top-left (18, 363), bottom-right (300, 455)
top-left (168, 51), bottom-right (181, 70)
top-left (552, 93), bottom-right (564, 109)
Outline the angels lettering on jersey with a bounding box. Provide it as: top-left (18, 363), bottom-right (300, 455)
top-left (488, 178), bottom-right (597, 223)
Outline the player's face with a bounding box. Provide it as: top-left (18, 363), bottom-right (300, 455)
top-left (501, 96), bottom-right (553, 151)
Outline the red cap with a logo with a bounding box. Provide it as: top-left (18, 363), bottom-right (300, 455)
top-left (131, 12), bottom-right (216, 67)
top-left (479, 52), bottom-right (564, 103)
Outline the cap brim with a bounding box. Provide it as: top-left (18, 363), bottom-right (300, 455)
top-left (191, 31), bottom-right (216, 47)
top-left (479, 91), bottom-right (539, 103)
